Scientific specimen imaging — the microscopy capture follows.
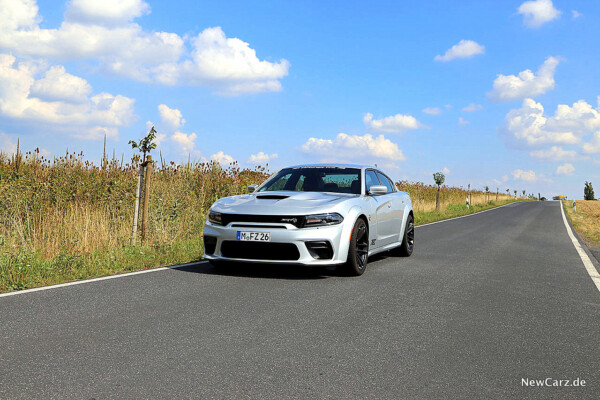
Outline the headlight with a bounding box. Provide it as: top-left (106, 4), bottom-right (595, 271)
top-left (208, 211), bottom-right (223, 225)
top-left (304, 213), bottom-right (344, 227)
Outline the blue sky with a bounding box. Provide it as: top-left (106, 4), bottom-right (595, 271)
top-left (1, 0), bottom-right (599, 199)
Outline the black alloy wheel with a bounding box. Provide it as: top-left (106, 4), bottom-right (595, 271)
top-left (343, 218), bottom-right (369, 276)
top-left (398, 214), bottom-right (414, 257)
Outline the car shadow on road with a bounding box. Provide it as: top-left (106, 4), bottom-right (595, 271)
top-left (173, 260), bottom-right (342, 280)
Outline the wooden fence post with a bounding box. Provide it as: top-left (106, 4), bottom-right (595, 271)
top-left (141, 155), bottom-right (153, 241)
top-left (131, 159), bottom-right (144, 244)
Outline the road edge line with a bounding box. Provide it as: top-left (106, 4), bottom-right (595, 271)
top-left (559, 201), bottom-right (600, 293)
top-left (0, 261), bottom-right (208, 299)
top-left (415, 200), bottom-right (527, 228)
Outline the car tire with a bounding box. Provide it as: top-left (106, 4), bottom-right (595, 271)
top-left (395, 214), bottom-right (414, 257)
top-left (342, 218), bottom-right (369, 276)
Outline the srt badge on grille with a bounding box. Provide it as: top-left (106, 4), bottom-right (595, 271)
top-left (281, 218), bottom-right (298, 223)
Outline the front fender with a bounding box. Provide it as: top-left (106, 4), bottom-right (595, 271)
top-left (399, 198), bottom-right (413, 239)
top-left (337, 205), bottom-right (370, 263)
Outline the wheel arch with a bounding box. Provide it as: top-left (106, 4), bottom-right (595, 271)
top-left (337, 207), bottom-right (370, 263)
top-left (399, 203), bottom-right (414, 239)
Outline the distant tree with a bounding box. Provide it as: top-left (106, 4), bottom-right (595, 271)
top-left (513, 189), bottom-right (517, 198)
top-left (433, 172), bottom-right (445, 211)
top-left (485, 186), bottom-right (489, 202)
top-left (584, 181), bottom-right (595, 200)
top-left (522, 190), bottom-right (526, 196)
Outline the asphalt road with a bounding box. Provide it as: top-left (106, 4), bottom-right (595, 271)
top-left (1, 201), bottom-right (599, 399)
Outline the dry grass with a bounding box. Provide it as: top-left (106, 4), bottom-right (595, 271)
top-left (396, 181), bottom-right (514, 213)
top-left (0, 148), bottom-right (528, 292)
top-left (563, 200), bottom-right (600, 247)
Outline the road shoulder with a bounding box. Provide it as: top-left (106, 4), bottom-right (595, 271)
top-left (560, 201), bottom-right (600, 292)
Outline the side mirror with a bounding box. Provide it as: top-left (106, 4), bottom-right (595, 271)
top-left (248, 184), bottom-right (258, 193)
top-left (368, 185), bottom-right (387, 195)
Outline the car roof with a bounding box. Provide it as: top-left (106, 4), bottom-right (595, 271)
top-left (284, 163), bottom-right (373, 170)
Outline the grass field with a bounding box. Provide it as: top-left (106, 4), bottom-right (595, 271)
top-left (563, 200), bottom-right (600, 248)
top-left (0, 148), bottom-right (525, 292)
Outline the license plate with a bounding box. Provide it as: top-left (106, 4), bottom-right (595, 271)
top-left (236, 231), bottom-right (271, 242)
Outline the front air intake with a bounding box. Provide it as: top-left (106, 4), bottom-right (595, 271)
top-left (220, 241), bottom-right (300, 261)
top-left (203, 236), bottom-right (217, 255)
top-left (305, 241), bottom-right (334, 260)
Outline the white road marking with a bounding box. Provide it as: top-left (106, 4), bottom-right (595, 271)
top-left (416, 201), bottom-right (527, 228)
top-left (559, 201), bottom-right (600, 292)
top-left (0, 261), bottom-right (208, 298)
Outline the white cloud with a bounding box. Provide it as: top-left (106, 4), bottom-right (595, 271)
top-left (422, 107), bottom-right (441, 115)
top-left (158, 104), bottom-right (185, 131)
top-left (171, 131), bottom-right (197, 153)
top-left (211, 150), bottom-right (235, 165)
top-left (571, 10), bottom-right (581, 19)
top-left (518, 0), bottom-right (560, 28)
top-left (503, 98), bottom-right (600, 147)
top-left (248, 151), bottom-right (277, 164)
top-left (582, 131), bottom-right (600, 154)
top-left (65, 0), bottom-right (150, 25)
top-left (0, 1), bottom-right (289, 95)
top-left (0, 54), bottom-right (135, 139)
top-left (434, 40), bottom-right (484, 62)
top-left (529, 146), bottom-right (579, 160)
top-left (363, 112), bottom-right (423, 133)
top-left (0, 132), bottom-right (17, 154)
top-left (488, 57), bottom-right (559, 102)
top-left (30, 65), bottom-right (91, 103)
top-left (180, 27), bottom-right (290, 95)
top-left (462, 103), bottom-right (483, 112)
top-left (442, 167), bottom-right (450, 174)
top-left (556, 163), bottom-right (575, 176)
top-left (301, 133), bottom-right (406, 161)
top-left (458, 117), bottom-right (469, 125)
top-left (512, 169), bottom-right (538, 182)
top-left (502, 175), bottom-right (509, 182)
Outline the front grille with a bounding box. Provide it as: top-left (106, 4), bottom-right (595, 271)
top-left (220, 214), bottom-right (306, 228)
top-left (220, 241), bottom-right (300, 261)
top-left (203, 236), bottom-right (217, 255)
top-left (230, 224), bottom-right (287, 229)
top-left (305, 241), bottom-right (334, 259)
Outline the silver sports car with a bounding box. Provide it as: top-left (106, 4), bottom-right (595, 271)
top-left (203, 164), bottom-right (414, 275)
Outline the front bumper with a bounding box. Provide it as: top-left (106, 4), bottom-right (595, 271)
top-left (203, 221), bottom-right (349, 265)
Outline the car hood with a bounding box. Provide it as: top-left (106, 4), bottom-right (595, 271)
top-left (211, 191), bottom-right (356, 214)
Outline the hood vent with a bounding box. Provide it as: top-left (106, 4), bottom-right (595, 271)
top-left (256, 195), bottom-right (289, 200)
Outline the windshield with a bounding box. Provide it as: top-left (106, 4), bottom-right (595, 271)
top-left (258, 167), bottom-right (362, 194)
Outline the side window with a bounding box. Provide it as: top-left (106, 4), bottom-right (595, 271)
top-left (365, 170), bottom-right (380, 192)
top-left (376, 171), bottom-right (394, 193)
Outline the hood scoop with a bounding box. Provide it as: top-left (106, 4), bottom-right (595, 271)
top-left (256, 194), bottom-right (290, 200)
